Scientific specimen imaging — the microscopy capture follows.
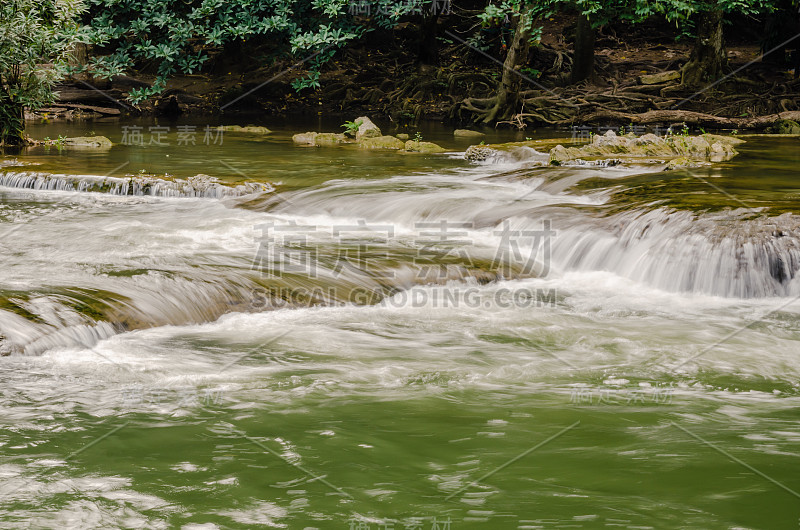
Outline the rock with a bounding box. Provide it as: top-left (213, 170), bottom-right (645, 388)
top-left (355, 116), bottom-right (381, 140)
top-left (639, 71), bottom-right (681, 85)
top-left (359, 135), bottom-right (406, 150)
top-left (533, 131), bottom-right (743, 165)
top-left (314, 133), bottom-right (349, 146)
top-left (465, 145), bottom-right (496, 162)
top-left (396, 133), bottom-right (410, 141)
top-left (666, 135), bottom-right (711, 157)
top-left (292, 132), bottom-right (317, 146)
top-left (709, 141), bottom-right (736, 162)
top-left (702, 133), bottom-right (745, 146)
top-left (549, 145), bottom-right (571, 166)
top-left (61, 136), bottom-right (113, 149)
top-left (663, 157), bottom-right (701, 170)
top-left (454, 129), bottom-right (486, 139)
top-left (404, 140), bottom-right (446, 153)
top-left (767, 119), bottom-right (800, 135)
top-left (548, 144), bottom-right (586, 165)
top-left (292, 132), bottom-right (349, 147)
top-left (216, 125), bottom-right (271, 135)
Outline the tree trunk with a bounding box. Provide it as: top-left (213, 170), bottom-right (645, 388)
top-left (417, 13), bottom-right (440, 66)
top-left (0, 96), bottom-right (25, 147)
top-left (570, 14), bottom-right (595, 84)
top-left (482, 8), bottom-right (532, 123)
top-left (682, 9), bottom-right (726, 87)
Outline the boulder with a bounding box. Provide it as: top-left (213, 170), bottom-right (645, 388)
top-left (548, 144), bottom-right (585, 165)
top-left (292, 132), bottom-right (348, 147)
top-left (404, 140), bottom-right (446, 153)
top-left (396, 133), bottom-right (410, 141)
top-left (359, 135), bottom-right (405, 150)
top-left (454, 129), bottom-right (486, 139)
top-left (465, 145), bottom-right (496, 162)
top-left (355, 116), bottom-right (381, 140)
top-left (61, 136), bottom-right (113, 149)
top-left (709, 141), bottom-right (737, 162)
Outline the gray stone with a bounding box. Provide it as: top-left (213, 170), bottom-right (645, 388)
top-left (355, 116), bottom-right (381, 140)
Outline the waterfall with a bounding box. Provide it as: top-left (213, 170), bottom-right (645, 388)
top-left (0, 172), bottom-right (273, 198)
top-left (542, 208), bottom-right (800, 298)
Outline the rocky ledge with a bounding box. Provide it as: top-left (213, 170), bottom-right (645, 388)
top-left (465, 130), bottom-right (744, 170)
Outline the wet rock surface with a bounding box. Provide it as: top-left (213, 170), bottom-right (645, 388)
top-left (466, 130), bottom-right (743, 167)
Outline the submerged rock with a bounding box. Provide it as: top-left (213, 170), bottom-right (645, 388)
top-left (454, 129), bottom-right (486, 139)
top-left (216, 125), bottom-right (271, 135)
top-left (59, 136), bottom-right (113, 149)
top-left (404, 140), bottom-right (446, 153)
top-left (355, 116), bottom-right (381, 140)
top-left (359, 135), bottom-right (405, 150)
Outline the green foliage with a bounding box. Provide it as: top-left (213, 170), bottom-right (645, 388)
top-left (78, 0), bottom-right (421, 103)
top-left (414, 131), bottom-right (423, 142)
top-left (520, 67), bottom-right (541, 79)
top-left (341, 118), bottom-right (363, 136)
top-left (292, 71), bottom-right (321, 92)
top-left (0, 0), bottom-right (84, 145)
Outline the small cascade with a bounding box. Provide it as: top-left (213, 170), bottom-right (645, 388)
top-left (0, 172), bottom-right (273, 198)
top-left (544, 208), bottom-right (800, 298)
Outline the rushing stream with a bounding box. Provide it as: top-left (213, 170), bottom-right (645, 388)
top-left (0, 120), bottom-right (799, 529)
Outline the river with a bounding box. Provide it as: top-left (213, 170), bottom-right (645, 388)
top-left (0, 119), bottom-right (798, 529)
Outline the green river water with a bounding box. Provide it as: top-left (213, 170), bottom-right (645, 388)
top-left (0, 119), bottom-right (798, 529)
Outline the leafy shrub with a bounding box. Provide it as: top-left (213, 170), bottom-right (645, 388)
top-left (0, 0), bottom-right (84, 145)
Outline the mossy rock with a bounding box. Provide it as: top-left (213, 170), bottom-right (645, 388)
top-left (314, 133), bottom-right (349, 146)
top-left (454, 129), bottom-right (485, 139)
top-left (61, 136), bottom-right (113, 149)
top-left (396, 133), bottom-right (410, 141)
top-left (292, 132), bottom-right (349, 147)
top-left (216, 125), bottom-right (271, 135)
top-left (766, 120), bottom-right (800, 135)
top-left (549, 144), bottom-right (585, 165)
top-left (404, 140), bottom-right (446, 153)
top-left (359, 135), bottom-right (405, 150)
top-left (548, 130), bottom-right (741, 165)
top-left (663, 157), bottom-right (702, 171)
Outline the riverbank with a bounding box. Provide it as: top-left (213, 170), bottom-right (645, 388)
top-left (36, 12), bottom-right (800, 132)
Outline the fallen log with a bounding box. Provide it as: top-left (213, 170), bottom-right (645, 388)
top-left (49, 103), bottom-right (122, 116)
top-left (556, 109), bottom-right (800, 128)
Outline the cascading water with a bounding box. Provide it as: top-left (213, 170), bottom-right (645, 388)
top-left (1, 130), bottom-right (799, 528)
top-left (2, 150), bottom-right (799, 356)
top-left (0, 171), bottom-right (273, 198)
